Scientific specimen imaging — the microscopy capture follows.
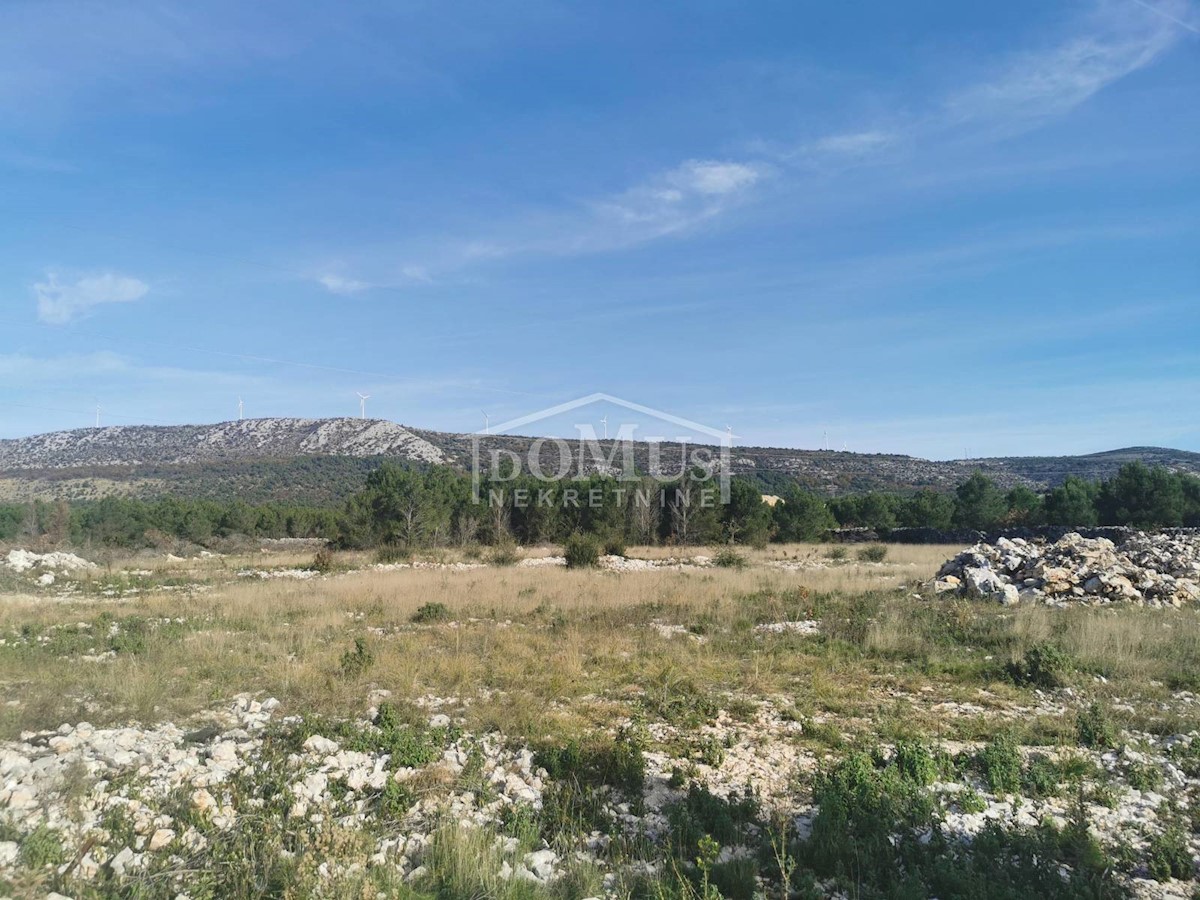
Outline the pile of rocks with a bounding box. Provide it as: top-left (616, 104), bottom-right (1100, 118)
top-left (4, 549), bottom-right (96, 575)
top-left (933, 532), bottom-right (1200, 607)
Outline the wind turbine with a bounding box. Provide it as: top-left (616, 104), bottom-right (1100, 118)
top-left (356, 392), bottom-right (370, 419)
top-left (94, 402), bottom-right (101, 428)
top-left (482, 411), bottom-right (490, 435)
top-left (600, 415), bottom-right (608, 440)
top-left (726, 424), bottom-right (734, 446)
top-left (238, 397), bottom-right (244, 421)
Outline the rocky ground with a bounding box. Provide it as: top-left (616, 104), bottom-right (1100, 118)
top-left (932, 532), bottom-right (1200, 607)
top-left (4, 538), bottom-right (1200, 898)
top-left (3, 688), bottom-right (1200, 898)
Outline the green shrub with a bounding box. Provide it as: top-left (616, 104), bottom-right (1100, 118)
top-left (800, 717), bottom-right (846, 750)
top-left (18, 824), bottom-right (65, 868)
top-left (374, 544), bottom-right (409, 564)
top-left (603, 535), bottom-right (627, 557)
top-left (377, 778), bottom-right (415, 821)
top-left (957, 787), bottom-right (987, 813)
top-left (108, 616), bottom-right (149, 656)
top-left (713, 547), bottom-right (747, 569)
top-left (857, 544), bottom-right (888, 563)
top-left (564, 534), bottom-right (601, 568)
top-left (793, 746), bottom-right (1125, 898)
top-left (666, 783), bottom-right (759, 853)
top-left (310, 545), bottom-right (335, 573)
top-left (412, 602), bottom-right (451, 623)
top-left (825, 546), bottom-right (848, 561)
top-left (535, 728), bottom-right (646, 796)
top-left (893, 739), bottom-right (939, 787)
top-left (1126, 760), bottom-right (1164, 792)
top-left (709, 855), bottom-right (759, 900)
top-left (1076, 702), bottom-right (1118, 749)
top-left (1167, 740), bottom-right (1200, 778)
top-left (697, 736), bottom-right (725, 768)
top-left (339, 636), bottom-right (374, 678)
top-left (1006, 643), bottom-right (1074, 689)
top-left (800, 750), bottom-right (936, 885)
top-left (486, 541), bottom-right (520, 566)
top-left (280, 707), bottom-right (447, 771)
top-left (1022, 755), bottom-right (1063, 798)
top-left (1147, 823), bottom-right (1192, 881)
top-left (979, 731), bottom-right (1022, 794)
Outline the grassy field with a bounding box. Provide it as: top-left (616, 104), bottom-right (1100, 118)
top-left (2, 541), bottom-right (1199, 898)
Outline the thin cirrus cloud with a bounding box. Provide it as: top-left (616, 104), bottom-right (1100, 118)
top-left (317, 274), bottom-right (372, 295)
top-left (780, 0), bottom-right (1189, 169)
top-left (309, 0), bottom-right (1189, 292)
top-left (941, 0), bottom-right (1189, 130)
top-left (315, 265), bottom-right (431, 295)
top-left (600, 159), bottom-right (763, 220)
top-left (313, 158), bottom-right (766, 292)
top-left (33, 271), bottom-right (150, 324)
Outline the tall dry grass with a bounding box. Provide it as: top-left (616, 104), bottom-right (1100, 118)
top-left (4, 540), bottom-right (1199, 746)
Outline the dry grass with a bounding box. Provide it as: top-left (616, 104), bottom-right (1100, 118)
top-left (3, 540), bottom-right (1199, 748)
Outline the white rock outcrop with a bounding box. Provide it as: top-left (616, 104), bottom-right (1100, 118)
top-left (933, 532), bottom-right (1200, 607)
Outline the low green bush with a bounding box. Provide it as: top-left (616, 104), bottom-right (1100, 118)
top-left (857, 544), bottom-right (888, 563)
top-left (1076, 702), bottom-right (1118, 749)
top-left (18, 824), bottom-right (65, 868)
top-left (564, 534), bottom-right (601, 568)
top-left (486, 541), bottom-right (520, 566)
top-left (713, 547), bottom-right (747, 569)
top-left (374, 544), bottom-right (409, 564)
top-left (310, 546), bottom-right (335, 573)
top-left (1006, 643), bottom-right (1074, 689)
top-left (412, 601), bottom-right (451, 623)
top-left (338, 636), bottom-right (374, 678)
top-left (1146, 823), bottom-right (1192, 881)
top-left (1126, 760), bottom-right (1164, 792)
top-left (979, 731), bottom-right (1022, 794)
top-left (534, 728), bottom-right (646, 796)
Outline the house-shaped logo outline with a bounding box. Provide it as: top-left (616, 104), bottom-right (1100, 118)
top-left (470, 392), bottom-right (732, 502)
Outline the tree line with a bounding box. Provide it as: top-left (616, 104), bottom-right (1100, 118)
top-left (0, 497), bottom-right (338, 547)
top-left (2, 461), bottom-right (1196, 550)
top-left (828, 462), bottom-right (1200, 533)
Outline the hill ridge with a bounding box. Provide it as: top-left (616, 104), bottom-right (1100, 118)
top-left (2, 418), bottom-right (1198, 504)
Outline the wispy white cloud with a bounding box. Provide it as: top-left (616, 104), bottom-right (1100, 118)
top-left (943, 0), bottom-right (1186, 128)
top-left (1129, 0), bottom-right (1200, 34)
top-left (590, 158), bottom-right (765, 237)
top-left (33, 272), bottom-right (150, 324)
top-left (317, 274), bottom-right (372, 295)
top-left (770, 0), bottom-right (1188, 172)
top-left (314, 156), bottom-right (768, 283)
top-left (810, 130), bottom-right (896, 158)
top-left (315, 264), bottom-right (435, 295)
top-left (302, 0), bottom-right (1190, 288)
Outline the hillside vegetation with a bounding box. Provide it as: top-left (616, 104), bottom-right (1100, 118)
top-left (4, 462), bottom-right (1198, 554)
top-left (3, 418), bottom-right (1200, 505)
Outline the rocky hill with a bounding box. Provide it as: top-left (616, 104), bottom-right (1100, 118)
top-left (1, 418), bottom-right (1198, 505)
top-left (0, 419), bottom-right (445, 470)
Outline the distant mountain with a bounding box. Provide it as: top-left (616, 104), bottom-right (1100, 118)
top-left (0, 418), bottom-right (445, 470)
top-left (1, 418), bottom-right (1198, 505)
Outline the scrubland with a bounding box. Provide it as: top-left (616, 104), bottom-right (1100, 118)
top-left (2, 541), bottom-right (1199, 898)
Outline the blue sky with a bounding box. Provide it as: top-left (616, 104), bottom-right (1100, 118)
top-left (1, 0), bottom-right (1197, 458)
